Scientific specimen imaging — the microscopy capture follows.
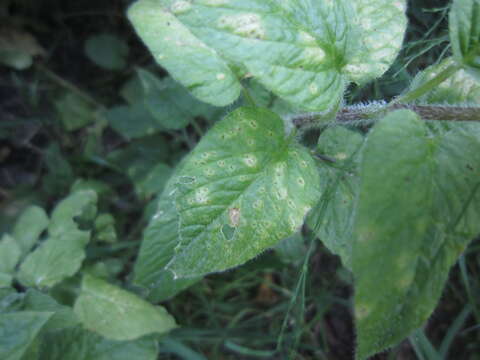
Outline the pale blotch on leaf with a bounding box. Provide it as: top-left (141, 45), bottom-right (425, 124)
top-left (199, 0), bottom-right (227, 5)
top-left (171, 1), bottom-right (192, 14)
top-left (228, 207), bottom-right (240, 227)
top-left (309, 83), bottom-right (319, 95)
top-left (195, 187), bottom-right (209, 204)
top-left (217, 160), bottom-right (225, 167)
top-left (297, 177), bottom-right (305, 187)
top-left (216, 73), bottom-right (226, 80)
top-left (243, 154), bottom-right (258, 167)
top-left (301, 47), bottom-right (327, 66)
top-left (297, 31), bottom-right (317, 46)
top-left (218, 13), bottom-right (265, 40)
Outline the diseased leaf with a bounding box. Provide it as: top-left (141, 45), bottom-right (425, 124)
top-left (167, 107), bottom-right (321, 278)
top-left (134, 172), bottom-right (201, 302)
top-left (352, 110), bottom-right (480, 359)
top-left (410, 57), bottom-right (480, 104)
top-left (129, 0), bottom-right (407, 111)
top-left (12, 206), bottom-right (49, 256)
top-left (449, 0), bottom-right (480, 80)
top-left (128, 1), bottom-right (241, 106)
top-left (346, 0), bottom-right (407, 83)
top-left (74, 274), bottom-right (176, 341)
top-left (0, 235), bottom-right (21, 287)
top-left (84, 33), bottom-right (129, 71)
top-left (17, 191), bottom-right (97, 288)
top-left (0, 311), bottom-right (52, 360)
top-left (308, 126), bottom-right (364, 270)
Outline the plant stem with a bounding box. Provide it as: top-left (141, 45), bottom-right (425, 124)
top-left (291, 103), bottom-right (480, 128)
top-left (242, 86), bottom-right (256, 107)
top-left (390, 63), bottom-right (461, 105)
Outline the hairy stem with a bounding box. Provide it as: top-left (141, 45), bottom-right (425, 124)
top-left (291, 103), bottom-right (480, 128)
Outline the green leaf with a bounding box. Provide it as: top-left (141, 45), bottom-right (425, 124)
top-left (134, 163), bottom-right (173, 200)
top-left (74, 274), bottom-right (176, 341)
top-left (84, 33), bottom-right (129, 71)
top-left (138, 70), bottom-right (223, 130)
top-left (22, 290), bottom-right (79, 332)
top-left (38, 327), bottom-right (158, 360)
top-left (94, 214), bottom-right (117, 244)
top-left (107, 136), bottom-right (173, 199)
top-left (54, 93), bottom-right (96, 131)
top-left (352, 110), bottom-right (480, 359)
top-left (129, 0), bottom-right (407, 111)
top-left (0, 234), bottom-right (21, 287)
top-left (0, 29), bottom-right (45, 70)
top-left (0, 311), bottom-right (52, 360)
top-left (167, 107), bottom-right (321, 278)
top-left (12, 206), bottom-right (49, 256)
top-left (128, 1), bottom-right (241, 106)
top-left (449, 0), bottom-right (480, 80)
top-left (0, 288), bottom-right (24, 313)
top-left (121, 74), bottom-right (145, 104)
top-left (105, 103), bottom-right (162, 139)
top-left (410, 57), bottom-right (480, 104)
top-left (308, 126), bottom-right (365, 270)
top-left (43, 143), bottom-right (75, 195)
top-left (274, 233), bottom-right (306, 266)
top-left (17, 191), bottom-right (98, 288)
top-left (345, 0), bottom-right (408, 83)
top-left (134, 174), bottom-right (200, 302)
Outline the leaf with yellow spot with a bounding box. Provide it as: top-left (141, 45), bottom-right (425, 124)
top-left (352, 110), bottom-right (480, 359)
top-left (166, 107), bottom-right (322, 277)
